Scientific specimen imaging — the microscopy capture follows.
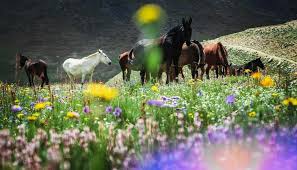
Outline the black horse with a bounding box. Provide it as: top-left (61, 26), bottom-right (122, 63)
top-left (229, 57), bottom-right (265, 76)
top-left (128, 17), bottom-right (192, 84)
top-left (16, 53), bottom-right (49, 87)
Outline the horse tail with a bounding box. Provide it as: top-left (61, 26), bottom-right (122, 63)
top-left (128, 48), bottom-right (134, 60)
top-left (217, 42), bottom-right (228, 66)
top-left (191, 40), bottom-right (205, 65)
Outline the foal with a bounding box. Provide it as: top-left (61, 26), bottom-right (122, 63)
top-left (16, 53), bottom-right (49, 87)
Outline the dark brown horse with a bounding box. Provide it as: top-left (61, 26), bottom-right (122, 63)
top-left (158, 40), bottom-right (205, 81)
top-left (128, 17), bottom-right (193, 84)
top-left (229, 57), bottom-right (265, 76)
top-left (203, 42), bottom-right (229, 79)
top-left (16, 53), bottom-right (49, 87)
top-left (119, 51), bottom-right (132, 81)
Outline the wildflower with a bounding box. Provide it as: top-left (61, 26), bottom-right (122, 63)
top-left (147, 100), bottom-right (164, 107)
top-left (30, 102), bottom-right (35, 108)
top-left (248, 111), bottom-right (256, 118)
top-left (66, 111), bottom-right (80, 119)
top-left (188, 112), bottom-right (194, 119)
top-left (32, 112), bottom-right (40, 117)
top-left (274, 105), bottom-right (282, 111)
top-left (27, 115), bottom-right (38, 121)
top-left (34, 102), bottom-right (46, 110)
top-left (260, 76), bottom-right (274, 87)
top-left (135, 4), bottom-right (162, 24)
top-left (17, 113), bottom-right (24, 119)
top-left (282, 97), bottom-right (297, 106)
top-left (113, 107), bottom-right (122, 117)
top-left (84, 83), bottom-right (118, 101)
top-left (244, 69), bottom-right (252, 73)
top-left (105, 106), bottom-right (113, 113)
top-left (83, 106), bottom-right (90, 114)
top-left (225, 95), bottom-right (236, 105)
top-left (14, 99), bottom-right (20, 104)
top-left (151, 85), bottom-right (159, 92)
top-left (11, 105), bottom-right (22, 112)
top-left (251, 72), bottom-right (262, 79)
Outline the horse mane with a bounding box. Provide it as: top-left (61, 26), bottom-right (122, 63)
top-left (165, 25), bottom-right (183, 37)
top-left (84, 51), bottom-right (99, 59)
top-left (217, 42), bottom-right (229, 66)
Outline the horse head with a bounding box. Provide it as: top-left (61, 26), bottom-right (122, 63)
top-left (182, 17), bottom-right (192, 46)
top-left (256, 57), bottom-right (265, 70)
top-left (16, 53), bottom-right (29, 69)
top-left (97, 49), bottom-right (111, 65)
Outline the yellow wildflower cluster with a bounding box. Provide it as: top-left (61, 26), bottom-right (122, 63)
top-left (260, 76), bottom-right (274, 87)
top-left (27, 115), bottom-right (38, 121)
top-left (34, 102), bottom-right (51, 110)
top-left (248, 111), bottom-right (256, 118)
top-left (282, 97), bottom-right (297, 106)
top-left (151, 85), bottom-right (159, 92)
top-left (251, 72), bottom-right (262, 79)
top-left (136, 4), bottom-right (162, 24)
top-left (84, 83), bottom-right (118, 101)
top-left (66, 111), bottom-right (80, 119)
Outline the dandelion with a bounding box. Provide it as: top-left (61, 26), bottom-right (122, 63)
top-left (105, 106), bottom-right (113, 113)
top-left (225, 95), bottom-right (236, 105)
top-left (282, 97), bottom-right (297, 106)
top-left (27, 115), bottom-right (38, 121)
top-left (260, 76), bottom-right (274, 87)
top-left (151, 85), bottom-right (159, 92)
top-left (135, 4), bottom-right (162, 24)
top-left (11, 105), bottom-right (22, 112)
top-left (248, 111), bottom-right (256, 118)
top-left (34, 102), bottom-right (46, 110)
top-left (251, 72), bottom-right (262, 79)
top-left (66, 111), bottom-right (80, 119)
top-left (113, 107), bottom-right (122, 117)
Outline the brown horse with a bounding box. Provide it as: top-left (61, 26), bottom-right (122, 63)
top-left (16, 53), bottom-right (49, 87)
top-left (158, 40), bottom-right (205, 81)
top-left (119, 51), bottom-right (132, 81)
top-left (203, 42), bottom-right (229, 79)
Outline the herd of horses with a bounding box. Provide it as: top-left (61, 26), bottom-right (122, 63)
top-left (15, 17), bottom-right (265, 88)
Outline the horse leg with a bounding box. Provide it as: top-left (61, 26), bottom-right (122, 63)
top-left (180, 67), bottom-right (185, 80)
top-left (200, 65), bottom-right (205, 81)
top-left (206, 65), bottom-right (211, 79)
top-left (127, 68), bottom-right (131, 81)
top-left (140, 70), bottom-right (145, 85)
top-left (173, 58), bottom-right (179, 83)
top-left (26, 71), bottom-right (32, 86)
top-left (122, 70), bottom-right (126, 81)
top-left (191, 65), bottom-right (196, 80)
top-left (81, 74), bottom-right (86, 87)
top-left (165, 60), bottom-right (172, 84)
top-left (89, 71), bottom-right (94, 82)
top-left (215, 66), bottom-right (219, 79)
top-left (30, 74), bottom-right (35, 87)
top-left (145, 71), bottom-right (150, 83)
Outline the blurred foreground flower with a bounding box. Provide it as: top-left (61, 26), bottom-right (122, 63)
top-left (34, 102), bottom-right (46, 110)
top-left (151, 85), bottom-right (159, 92)
top-left (251, 72), bottom-right (262, 79)
top-left (66, 111), bottom-right (80, 119)
top-left (12, 105), bottom-right (22, 112)
top-left (84, 83), bottom-right (118, 101)
top-left (135, 4), bottom-right (162, 25)
top-left (226, 95), bottom-right (236, 105)
top-left (282, 97), bottom-right (297, 106)
top-left (260, 76), bottom-right (274, 87)
top-left (248, 111), bottom-right (256, 118)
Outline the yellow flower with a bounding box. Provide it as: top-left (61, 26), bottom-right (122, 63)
top-left (188, 112), bottom-right (194, 119)
top-left (248, 111), bottom-right (256, 118)
top-left (136, 4), bottom-right (162, 24)
top-left (27, 115), bottom-right (38, 121)
top-left (251, 72), bottom-right (262, 79)
top-left (66, 111), bottom-right (80, 119)
top-left (34, 102), bottom-right (46, 110)
top-left (14, 99), bottom-right (20, 104)
top-left (274, 105), bottom-right (281, 111)
top-left (282, 97), bottom-right (297, 106)
top-left (188, 79), bottom-right (195, 86)
top-left (17, 113), bottom-right (24, 119)
top-left (244, 69), bottom-right (252, 73)
top-left (271, 93), bottom-right (279, 97)
top-left (45, 101), bottom-right (52, 106)
top-left (260, 76), bottom-right (274, 87)
top-left (151, 85), bottom-right (159, 92)
top-left (84, 83), bottom-right (118, 101)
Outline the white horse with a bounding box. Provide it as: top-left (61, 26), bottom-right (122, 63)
top-left (63, 49), bottom-right (112, 85)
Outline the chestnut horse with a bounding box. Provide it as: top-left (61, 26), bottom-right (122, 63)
top-left (204, 42), bottom-right (229, 79)
top-left (158, 40), bottom-right (205, 81)
top-left (16, 53), bottom-right (49, 87)
top-left (119, 51), bottom-right (131, 81)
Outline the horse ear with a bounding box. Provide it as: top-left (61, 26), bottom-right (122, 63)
top-left (188, 17), bottom-right (192, 25)
top-left (182, 18), bottom-right (186, 26)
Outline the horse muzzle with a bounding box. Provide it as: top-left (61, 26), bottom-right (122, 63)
top-left (108, 62), bottom-right (111, 65)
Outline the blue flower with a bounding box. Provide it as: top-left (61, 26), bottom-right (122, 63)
top-left (225, 95), bottom-right (236, 104)
top-left (11, 105), bottom-right (22, 112)
top-left (113, 107), bottom-right (122, 117)
top-left (147, 100), bottom-right (164, 107)
top-left (105, 106), bottom-right (113, 113)
top-left (83, 106), bottom-right (90, 114)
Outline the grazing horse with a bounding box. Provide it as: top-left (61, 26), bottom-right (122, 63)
top-left (128, 17), bottom-right (192, 84)
top-left (229, 63), bottom-right (243, 76)
top-left (204, 42), bottom-right (229, 79)
top-left (158, 40), bottom-right (205, 81)
top-left (16, 53), bottom-right (49, 88)
top-left (119, 51), bottom-right (131, 81)
top-left (62, 49), bottom-right (111, 85)
top-left (242, 57), bottom-right (265, 73)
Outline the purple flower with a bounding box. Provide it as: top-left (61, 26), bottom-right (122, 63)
top-left (83, 106), bottom-right (90, 114)
top-left (105, 106), bottom-right (113, 113)
top-left (113, 107), bottom-right (122, 117)
top-left (171, 96), bottom-right (180, 100)
top-left (225, 95), bottom-right (236, 104)
top-left (11, 105), bottom-right (22, 112)
top-left (161, 96), bottom-right (171, 102)
top-left (147, 100), bottom-right (164, 107)
top-left (30, 102), bottom-right (35, 108)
